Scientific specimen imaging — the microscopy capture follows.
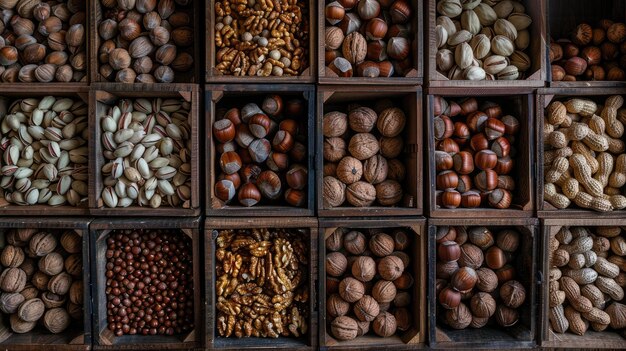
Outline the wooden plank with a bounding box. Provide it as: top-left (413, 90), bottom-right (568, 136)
top-left (205, 217), bottom-right (318, 350)
top-left (205, 0), bottom-right (316, 83)
top-left (90, 217), bottom-right (201, 351)
top-left (88, 83), bottom-right (201, 217)
top-left (425, 89), bottom-right (535, 218)
top-left (426, 0), bottom-right (546, 88)
top-left (317, 86), bottom-right (423, 217)
top-left (317, 0), bottom-right (423, 85)
top-left (0, 218), bottom-right (92, 350)
top-left (318, 217), bottom-right (426, 349)
top-left (205, 84), bottom-right (316, 217)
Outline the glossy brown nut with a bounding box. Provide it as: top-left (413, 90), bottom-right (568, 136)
top-left (488, 188), bottom-right (512, 209)
top-left (213, 119), bottom-right (235, 143)
top-left (470, 133), bottom-right (489, 152)
top-left (457, 175), bottom-right (473, 193)
top-left (434, 115), bottom-right (455, 140)
top-left (219, 151), bottom-right (242, 175)
top-left (248, 114), bottom-right (271, 139)
top-left (466, 111), bottom-right (489, 133)
top-left (435, 151), bottom-right (454, 171)
top-left (452, 151), bottom-right (475, 175)
top-left (484, 118), bottom-right (505, 140)
top-left (501, 115), bottom-right (520, 135)
top-left (437, 139), bottom-right (460, 154)
top-left (461, 190), bottom-right (481, 208)
top-left (438, 241), bottom-right (461, 262)
top-left (284, 188), bottom-right (306, 207)
top-left (442, 189), bottom-right (461, 209)
top-left (474, 150), bottom-right (498, 170)
top-left (437, 170), bottom-right (459, 190)
top-left (238, 182), bottom-right (261, 207)
top-left (494, 156), bottom-right (514, 175)
top-left (439, 287), bottom-right (461, 309)
top-left (451, 266), bottom-right (478, 292)
top-left (453, 122), bottom-right (470, 145)
top-left (485, 246), bottom-right (507, 269)
top-left (475, 170), bottom-right (498, 192)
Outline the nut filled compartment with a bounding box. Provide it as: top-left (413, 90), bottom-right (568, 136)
top-left (206, 217), bottom-right (317, 350)
top-left (206, 85), bottom-right (315, 216)
top-left (90, 217), bottom-right (201, 350)
top-left (91, 0), bottom-right (199, 83)
top-left (540, 219), bottom-right (626, 348)
top-left (426, 90), bottom-right (533, 218)
top-left (0, 217), bottom-right (91, 350)
top-left (537, 89), bottom-right (626, 217)
top-left (206, 0), bottom-right (315, 83)
top-left (429, 218), bottom-right (537, 349)
top-left (319, 218), bottom-right (426, 349)
top-left (0, 86), bottom-right (89, 216)
top-left (547, 1), bottom-right (626, 87)
top-left (318, 86), bottom-right (422, 217)
top-left (318, 0), bottom-right (423, 84)
top-left (89, 84), bottom-right (200, 216)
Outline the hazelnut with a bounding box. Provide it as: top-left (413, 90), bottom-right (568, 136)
top-left (372, 311), bottom-right (396, 337)
top-left (327, 294), bottom-right (350, 318)
top-left (438, 241), bottom-right (461, 262)
top-left (394, 307), bottom-right (411, 332)
top-left (377, 255), bottom-right (404, 281)
top-left (344, 231), bottom-right (366, 255)
top-left (351, 256), bottom-right (376, 282)
top-left (392, 230), bottom-right (410, 251)
top-left (499, 280), bottom-right (526, 308)
top-left (451, 266), bottom-right (478, 292)
top-left (109, 48), bottom-right (131, 70)
top-left (439, 287), bottom-right (461, 309)
top-left (331, 316), bottom-right (358, 341)
top-left (326, 251), bottom-right (348, 277)
top-left (372, 280), bottom-right (396, 303)
top-left (339, 277), bottom-right (365, 303)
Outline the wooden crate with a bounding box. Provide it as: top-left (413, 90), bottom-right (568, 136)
top-left (0, 84), bottom-right (90, 216)
top-left (426, 0), bottom-right (547, 88)
top-left (318, 217), bottom-right (427, 349)
top-left (428, 218), bottom-right (539, 349)
top-left (88, 83), bottom-right (201, 217)
top-left (536, 87), bottom-right (626, 218)
top-left (205, 84), bottom-right (315, 217)
top-left (205, 217), bottom-right (318, 350)
top-left (547, 0), bottom-right (626, 88)
top-left (540, 218), bottom-right (626, 349)
top-left (90, 217), bottom-right (202, 350)
top-left (425, 88), bottom-right (535, 218)
top-left (89, 0), bottom-right (201, 83)
top-left (317, 0), bottom-right (423, 85)
top-left (205, 0), bottom-right (316, 83)
top-left (317, 86), bottom-right (423, 217)
top-left (0, 217), bottom-right (92, 351)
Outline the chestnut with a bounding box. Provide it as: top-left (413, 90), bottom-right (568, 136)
top-left (437, 138), bottom-right (460, 154)
top-left (266, 152), bottom-right (289, 172)
top-left (434, 115), bottom-right (454, 140)
top-left (494, 156), bottom-right (514, 175)
top-left (469, 133), bottom-right (489, 152)
top-left (272, 130), bottom-right (294, 153)
top-left (436, 227), bottom-right (457, 243)
top-left (474, 150), bottom-right (498, 170)
top-left (456, 175), bottom-right (473, 193)
top-left (248, 138), bottom-right (271, 163)
top-left (435, 151), bottom-right (454, 171)
top-left (451, 266), bottom-right (478, 292)
top-left (452, 151), bottom-right (474, 175)
top-left (239, 164), bottom-right (262, 183)
top-left (223, 108), bottom-right (242, 125)
top-left (485, 246), bottom-right (507, 270)
top-left (326, 1), bottom-right (346, 25)
top-left (218, 172), bottom-right (241, 189)
top-left (460, 98), bottom-right (478, 115)
top-left (453, 122), bottom-right (470, 145)
top-left (481, 102), bottom-right (502, 119)
top-left (248, 114), bottom-right (271, 139)
top-left (279, 119), bottom-right (298, 136)
top-left (495, 265), bottom-right (516, 284)
top-left (501, 115), bottom-right (520, 135)
top-left (466, 111), bottom-right (489, 133)
top-left (488, 188), bottom-right (512, 209)
top-left (262, 95), bottom-right (283, 117)
top-left (366, 18), bottom-right (388, 41)
top-left (238, 182), bottom-right (261, 207)
top-left (289, 142), bottom-right (307, 162)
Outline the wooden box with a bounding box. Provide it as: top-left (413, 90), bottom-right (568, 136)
top-left (428, 218), bottom-right (539, 349)
top-left (0, 84), bottom-right (90, 216)
top-left (318, 217), bottom-right (427, 349)
top-left (547, 0), bottom-right (626, 88)
top-left (536, 87), bottom-right (626, 218)
top-left (540, 218), bottom-right (626, 348)
top-left (90, 217), bottom-right (202, 350)
top-left (205, 0), bottom-right (316, 83)
top-left (426, 0), bottom-right (547, 88)
top-left (0, 217), bottom-right (92, 350)
top-left (317, 85), bottom-right (423, 217)
top-left (205, 84), bottom-right (316, 216)
top-left (89, 83), bottom-right (201, 217)
top-left (317, 0), bottom-right (423, 85)
top-left (426, 88), bottom-right (535, 218)
top-left (205, 217), bottom-right (318, 350)
top-left (89, 0), bottom-right (201, 83)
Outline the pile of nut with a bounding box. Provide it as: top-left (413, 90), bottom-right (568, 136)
top-left (98, 0), bottom-right (194, 83)
top-left (324, 0), bottom-right (413, 78)
top-left (436, 226), bottom-right (527, 329)
top-left (215, 228), bottom-right (309, 338)
top-left (214, 0), bottom-right (308, 77)
top-left (435, 0), bottom-right (533, 80)
top-left (105, 229), bottom-right (194, 336)
top-left (323, 100), bottom-right (409, 208)
top-left (325, 228), bottom-right (413, 340)
top-left (433, 97), bottom-right (519, 209)
top-left (99, 96), bottom-right (193, 209)
top-left (550, 21), bottom-right (626, 82)
top-left (548, 226), bottom-right (626, 336)
top-left (543, 96), bottom-right (626, 212)
top-left (0, 0), bottom-right (86, 83)
top-left (0, 96), bottom-right (88, 207)
top-left (0, 229), bottom-right (84, 336)
top-left (213, 95), bottom-right (307, 208)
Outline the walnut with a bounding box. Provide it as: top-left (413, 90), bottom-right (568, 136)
top-left (325, 26), bottom-right (345, 51)
top-left (372, 280), bottom-right (397, 303)
top-left (392, 251), bottom-right (410, 268)
top-left (499, 280), bottom-right (526, 308)
top-left (496, 229), bottom-right (520, 252)
top-left (29, 232), bottom-right (57, 256)
top-left (476, 267), bottom-right (498, 292)
top-left (60, 230), bottom-right (82, 254)
top-left (48, 272), bottom-right (72, 295)
top-left (394, 291), bottom-right (411, 308)
top-left (0, 245), bottom-right (25, 268)
top-left (323, 111), bottom-right (348, 138)
top-left (459, 243), bottom-right (484, 269)
top-left (377, 108), bottom-right (406, 138)
top-left (324, 163), bottom-right (338, 176)
top-left (348, 133), bottom-right (379, 160)
top-left (375, 180), bottom-right (403, 206)
top-left (394, 308), bottom-right (412, 331)
top-left (344, 231), bottom-right (366, 255)
top-left (326, 252), bottom-right (348, 277)
top-left (67, 302), bottom-right (83, 320)
top-left (379, 136), bottom-right (404, 159)
top-left (445, 302), bottom-right (472, 329)
top-left (10, 313), bottom-right (36, 333)
top-left (346, 181), bottom-right (376, 207)
top-left (351, 256), bottom-right (376, 282)
top-left (377, 255), bottom-right (404, 281)
top-left (356, 320), bottom-right (370, 336)
top-left (327, 294), bottom-right (350, 318)
top-left (495, 305), bottom-right (519, 327)
top-left (369, 233), bottom-right (395, 257)
top-left (38, 252), bottom-right (64, 276)
top-left (323, 176), bottom-right (346, 208)
top-left (470, 292), bottom-right (496, 318)
top-left (337, 156), bottom-right (363, 184)
top-left (69, 280), bottom-right (83, 305)
top-left (387, 159), bottom-right (406, 181)
top-left (363, 154), bottom-right (388, 185)
top-left (0, 292), bottom-right (24, 314)
top-left (0, 268), bottom-right (27, 293)
top-left (470, 315), bottom-right (489, 328)
top-left (20, 285), bottom-right (38, 300)
top-left (41, 291), bottom-right (68, 309)
top-left (19, 258), bottom-right (35, 278)
top-left (324, 137), bottom-right (347, 162)
top-left (326, 228), bottom-right (345, 251)
top-left (354, 295), bottom-right (380, 322)
top-left (339, 277), bottom-right (365, 303)
top-left (348, 107), bottom-right (378, 133)
top-left (331, 316), bottom-right (358, 341)
top-left (43, 308), bottom-right (70, 333)
top-left (31, 271), bottom-right (50, 291)
top-left (342, 32), bottom-right (367, 65)
top-left (373, 311), bottom-right (397, 337)
top-left (17, 298), bottom-right (45, 322)
top-left (64, 254), bottom-right (82, 277)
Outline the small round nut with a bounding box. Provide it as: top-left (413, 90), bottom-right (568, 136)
top-left (327, 294), bottom-right (350, 318)
top-left (377, 255), bottom-right (404, 281)
top-left (349, 107), bottom-right (378, 133)
top-left (326, 252), bottom-right (348, 277)
top-left (372, 280), bottom-right (397, 303)
top-left (351, 256), bottom-right (376, 282)
top-left (60, 231), bottom-right (81, 254)
top-left (38, 252), bottom-right (64, 276)
top-left (29, 232), bottom-right (57, 256)
top-left (369, 233), bottom-right (395, 257)
top-left (339, 277), bottom-right (365, 303)
top-left (43, 308), bottom-right (70, 333)
top-left (470, 292), bottom-right (496, 318)
top-left (344, 231), bottom-right (366, 255)
top-left (372, 311), bottom-right (397, 337)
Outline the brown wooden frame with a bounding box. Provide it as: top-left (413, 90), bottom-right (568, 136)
top-left (317, 85), bottom-right (423, 217)
top-left (318, 217), bottom-right (427, 349)
top-left (536, 87), bottom-right (626, 218)
top-left (317, 0), bottom-right (423, 85)
top-left (426, 0), bottom-right (547, 88)
top-left (205, 217), bottom-right (318, 350)
top-left (205, 0), bottom-right (316, 83)
top-left (90, 217), bottom-right (202, 350)
top-left (0, 217), bottom-right (92, 351)
top-left (88, 83), bottom-right (201, 217)
top-left (428, 218), bottom-right (539, 349)
top-left (205, 84), bottom-right (316, 216)
top-left (425, 88), bottom-right (535, 218)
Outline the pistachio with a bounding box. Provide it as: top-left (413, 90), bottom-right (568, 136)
top-left (509, 50), bottom-right (531, 72)
top-left (483, 55), bottom-right (509, 74)
top-left (497, 65), bottom-right (520, 80)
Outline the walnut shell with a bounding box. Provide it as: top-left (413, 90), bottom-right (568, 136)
top-left (351, 256), bottom-right (376, 282)
top-left (43, 307), bottom-right (70, 333)
top-left (31, 271), bottom-right (50, 291)
top-left (387, 159), bottom-right (406, 181)
top-left (337, 156), bottom-right (363, 184)
top-left (29, 232), bottom-right (57, 256)
top-left (372, 280), bottom-right (397, 303)
top-left (327, 294), bottom-right (350, 318)
top-left (377, 107), bottom-right (406, 137)
top-left (354, 295), bottom-right (380, 322)
top-left (342, 31), bottom-right (367, 65)
top-left (377, 255), bottom-right (404, 281)
top-left (38, 252), bottom-right (64, 276)
top-left (323, 111), bottom-right (348, 137)
top-left (356, 320), bottom-right (370, 336)
top-left (373, 311), bottom-right (397, 337)
top-left (348, 133), bottom-right (379, 160)
top-left (323, 176), bottom-right (346, 208)
top-left (470, 292), bottom-right (496, 318)
top-left (346, 181), bottom-right (376, 207)
top-left (17, 297), bottom-right (44, 322)
top-left (41, 291), bottom-right (67, 309)
top-left (499, 280), bottom-right (526, 308)
top-left (9, 313), bottom-right (35, 333)
top-left (363, 154), bottom-right (389, 184)
top-left (48, 272), bottom-right (71, 295)
top-left (344, 230), bottom-right (366, 255)
top-left (339, 277), bottom-right (365, 303)
top-left (0, 268), bottom-right (26, 293)
top-left (476, 267), bottom-right (498, 292)
top-left (60, 230), bottom-right (81, 254)
top-left (379, 136), bottom-right (404, 159)
top-left (349, 107), bottom-right (378, 133)
top-left (459, 243), bottom-right (484, 269)
top-left (67, 302), bottom-right (83, 320)
top-left (331, 316), bottom-right (358, 341)
top-left (324, 137), bottom-right (348, 162)
top-left (0, 245), bottom-right (24, 268)
top-left (20, 285), bottom-right (38, 300)
top-left (64, 254), bottom-right (82, 277)
top-left (19, 258), bottom-right (35, 278)
top-left (496, 229), bottom-right (520, 252)
top-left (445, 302), bottom-right (472, 329)
top-left (375, 180), bottom-right (403, 206)
top-left (326, 228), bottom-right (345, 251)
top-left (394, 307), bottom-right (412, 331)
top-left (69, 280), bottom-right (83, 305)
top-left (369, 233), bottom-right (395, 257)
top-left (0, 292), bottom-right (25, 314)
top-left (326, 252), bottom-right (348, 277)
top-left (495, 305), bottom-right (519, 327)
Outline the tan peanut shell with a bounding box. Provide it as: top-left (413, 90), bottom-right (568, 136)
top-left (549, 305), bottom-right (569, 334)
top-left (593, 257), bottom-right (620, 278)
top-left (564, 305), bottom-right (588, 336)
top-left (595, 276), bottom-right (624, 301)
